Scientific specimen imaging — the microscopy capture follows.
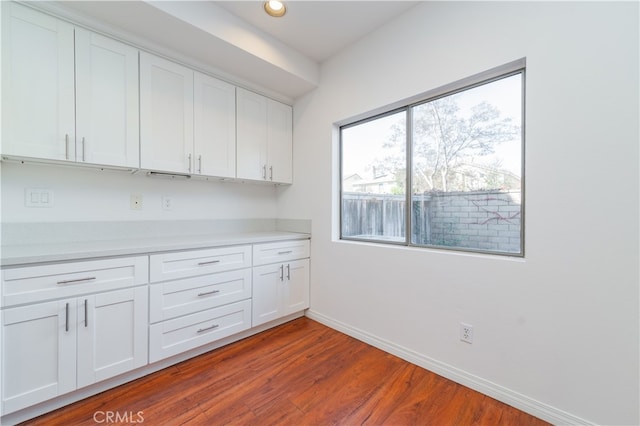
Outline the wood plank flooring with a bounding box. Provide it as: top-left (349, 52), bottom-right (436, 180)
top-left (24, 318), bottom-right (549, 426)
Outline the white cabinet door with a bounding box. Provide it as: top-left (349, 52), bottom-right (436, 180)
top-left (75, 29), bottom-right (139, 168)
top-left (252, 263), bottom-right (281, 327)
top-left (77, 287), bottom-right (148, 388)
top-left (236, 88), bottom-right (293, 183)
top-left (283, 259), bottom-right (310, 316)
top-left (1, 2), bottom-right (75, 161)
top-left (140, 52), bottom-right (194, 174)
top-left (267, 99), bottom-right (293, 184)
top-left (252, 258), bottom-right (309, 327)
top-left (194, 72), bottom-right (236, 178)
top-left (1, 300), bottom-right (76, 414)
top-left (236, 87), bottom-right (268, 181)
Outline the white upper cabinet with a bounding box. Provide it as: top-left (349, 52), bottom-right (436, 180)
top-left (75, 29), bottom-right (140, 168)
top-left (236, 88), bottom-right (293, 184)
top-left (140, 54), bottom-right (237, 178)
top-left (2, 2), bottom-right (75, 161)
top-left (2, 3), bottom-right (294, 182)
top-left (140, 52), bottom-right (194, 174)
top-left (194, 72), bottom-right (237, 178)
top-left (1, 2), bottom-right (139, 168)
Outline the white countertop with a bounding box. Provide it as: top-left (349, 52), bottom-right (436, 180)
top-left (1, 231), bottom-right (310, 267)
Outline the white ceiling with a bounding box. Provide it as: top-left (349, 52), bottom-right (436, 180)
top-left (213, 1), bottom-right (419, 63)
top-left (50, 1), bottom-right (419, 100)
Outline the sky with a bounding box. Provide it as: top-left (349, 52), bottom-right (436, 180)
top-left (341, 73), bottom-right (523, 180)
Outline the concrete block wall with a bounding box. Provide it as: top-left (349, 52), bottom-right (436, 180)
top-left (428, 190), bottom-right (521, 253)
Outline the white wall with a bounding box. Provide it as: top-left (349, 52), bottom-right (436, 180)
top-left (1, 162), bottom-right (277, 223)
top-left (279, 2), bottom-right (639, 424)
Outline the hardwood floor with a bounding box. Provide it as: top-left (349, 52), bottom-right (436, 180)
top-left (24, 318), bottom-right (549, 426)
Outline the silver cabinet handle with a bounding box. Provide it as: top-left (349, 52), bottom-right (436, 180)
top-left (65, 134), bottom-right (70, 160)
top-left (81, 137), bottom-right (86, 162)
top-left (84, 299), bottom-right (88, 327)
top-left (278, 250), bottom-right (293, 255)
top-left (198, 155), bottom-right (202, 174)
top-left (197, 289), bottom-right (220, 297)
top-left (269, 165), bottom-right (273, 181)
top-left (188, 153), bottom-right (192, 173)
top-left (262, 165), bottom-right (267, 180)
top-left (279, 264), bottom-right (284, 281)
top-left (57, 277), bottom-right (96, 285)
top-left (198, 260), bottom-right (220, 266)
top-left (197, 324), bottom-right (219, 333)
top-left (286, 264), bottom-right (291, 280)
top-left (65, 302), bottom-right (70, 332)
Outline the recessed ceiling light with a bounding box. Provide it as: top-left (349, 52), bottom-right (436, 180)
top-left (264, 0), bottom-right (286, 18)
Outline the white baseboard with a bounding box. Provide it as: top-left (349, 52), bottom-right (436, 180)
top-left (305, 310), bottom-right (592, 426)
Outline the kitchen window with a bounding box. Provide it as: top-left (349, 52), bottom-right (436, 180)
top-left (340, 60), bottom-right (525, 256)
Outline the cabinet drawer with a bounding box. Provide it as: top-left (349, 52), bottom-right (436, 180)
top-left (149, 299), bottom-right (251, 363)
top-left (253, 239), bottom-right (310, 266)
top-left (150, 245), bottom-right (251, 283)
top-left (149, 268), bottom-right (251, 323)
top-left (1, 256), bottom-right (149, 307)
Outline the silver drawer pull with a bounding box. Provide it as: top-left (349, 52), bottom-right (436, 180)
top-left (278, 250), bottom-right (293, 255)
top-left (197, 289), bottom-right (220, 297)
top-left (197, 324), bottom-right (219, 333)
top-left (57, 277), bottom-right (96, 285)
top-left (198, 260), bottom-right (220, 266)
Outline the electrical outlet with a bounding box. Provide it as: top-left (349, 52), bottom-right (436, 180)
top-left (162, 196), bottom-right (173, 211)
top-left (460, 323), bottom-right (473, 344)
top-left (130, 194), bottom-right (143, 210)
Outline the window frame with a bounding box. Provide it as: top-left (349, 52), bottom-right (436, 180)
top-left (339, 59), bottom-right (526, 257)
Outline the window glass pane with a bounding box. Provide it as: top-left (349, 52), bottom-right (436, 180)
top-left (411, 73), bottom-right (523, 254)
top-left (341, 111), bottom-right (406, 242)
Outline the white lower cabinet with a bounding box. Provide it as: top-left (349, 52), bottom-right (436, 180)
top-left (1, 286), bottom-right (148, 414)
top-left (252, 240), bottom-right (310, 327)
top-left (0, 238), bottom-right (310, 420)
top-left (252, 259), bottom-right (310, 327)
top-left (1, 256), bottom-right (149, 415)
top-left (148, 247), bottom-right (253, 363)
